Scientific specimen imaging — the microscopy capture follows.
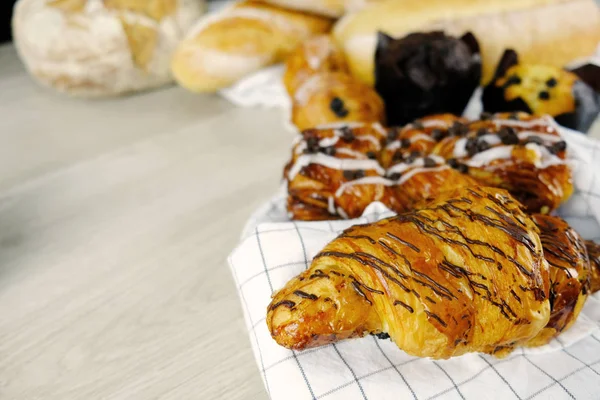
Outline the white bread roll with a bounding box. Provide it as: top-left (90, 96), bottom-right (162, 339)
top-left (259, 0), bottom-right (385, 18)
top-left (260, 0), bottom-right (345, 18)
top-left (333, 0), bottom-right (600, 85)
top-left (171, 1), bottom-right (333, 93)
top-left (13, 0), bottom-right (205, 97)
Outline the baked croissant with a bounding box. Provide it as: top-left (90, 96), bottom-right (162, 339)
top-left (268, 185), bottom-right (551, 359)
top-left (431, 112), bottom-right (573, 213)
top-left (586, 240), bottom-right (600, 293)
top-left (527, 214), bottom-right (590, 346)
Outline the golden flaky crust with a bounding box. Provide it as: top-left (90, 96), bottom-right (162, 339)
top-left (283, 35), bottom-right (350, 96)
top-left (527, 215), bottom-right (590, 346)
top-left (285, 112), bottom-right (573, 221)
top-left (284, 35), bottom-right (385, 131)
top-left (587, 240), bottom-right (600, 293)
top-left (431, 112), bottom-right (572, 213)
top-left (291, 72), bottom-right (385, 131)
top-left (268, 186), bottom-right (551, 359)
top-left (491, 65), bottom-right (578, 117)
top-left (285, 121), bottom-right (477, 220)
top-left (285, 123), bottom-right (391, 220)
top-left (172, 1), bottom-right (332, 92)
top-left (333, 0), bottom-right (600, 85)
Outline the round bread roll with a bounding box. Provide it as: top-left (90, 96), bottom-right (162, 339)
top-left (291, 71), bottom-right (385, 130)
top-left (13, 0), bottom-right (205, 97)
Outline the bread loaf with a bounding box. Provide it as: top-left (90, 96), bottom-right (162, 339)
top-left (259, 0), bottom-right (385, 18)
top-left (333, 0), bottom-right (600, 85)
top-left (13, 0), bottom-right (205, 97)
top-left (171, 1), bottom-right (333, 93)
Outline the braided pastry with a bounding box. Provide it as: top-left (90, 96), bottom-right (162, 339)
top-left (430, 112), bottom-right (573, 213)
top-left (286, 112), bottom-right (572, 220)
top-left (285, 121), bottom-right (476, 220)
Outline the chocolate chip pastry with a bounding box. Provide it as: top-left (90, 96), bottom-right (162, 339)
top-left (285, 112), bottom-right (573, 220)
top-left (430, 112), bottom-right (573, 214)
top-left (285, 118), bottom-right (476, 221)
top-left (268, 186), bottom-right (599, 358)
top-left (284, 35), bottom-right (385, 131)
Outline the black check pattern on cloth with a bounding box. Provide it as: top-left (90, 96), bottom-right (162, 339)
top-left (228, 128), bottom-right (600, 400)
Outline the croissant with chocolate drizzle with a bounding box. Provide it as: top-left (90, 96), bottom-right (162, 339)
top-left (267, 186), bottom-right (551, 359)
top-left (586, 240), bottom-right (600, 293)
top-left (527, 214), bottom-right (590, 346)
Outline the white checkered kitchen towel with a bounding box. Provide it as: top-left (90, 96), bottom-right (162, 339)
top-left (228, 127), bottom-right (600, 400)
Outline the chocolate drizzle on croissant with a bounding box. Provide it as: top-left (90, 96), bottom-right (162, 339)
top-left (268, 186), bottom-right (551, 359)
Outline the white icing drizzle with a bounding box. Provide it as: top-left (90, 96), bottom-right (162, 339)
top-left (410, 133), bottom-right (436, 143)
top-left (370, 122), bottom-right (387, 136)
top-left (386, 155), bottom-right (445, 176)
top-left (398, 119), bottom-right (453, 133)
top-left (287, 153), bottom-right (385, 181)
top-left (336, 207), bottom-right (349, 219)
top-left (353, 134), bottom-right (381, 148)
top-left (421, 119), bottom-right (453, 128)
top-left (319, 136), bottom-right (339, 147)
top-left (328, 196), bottom-right (336, 215)
top-left (294, 141), bottom-right (307, 155)
top-left (396, 165), bottom-right (450, 186)
top-left (464, 146), bottom-right (514, 167)
top-left (463, 143), bottom-right (566, 169)
top-left (335, 176), bottom-right (394, 198)
top-left (492, 116), bottom-right (556, 129)
top-left (517, 131), bottom-right (563, 143)
top-left (335, 148), bottom-right (368, 158)
top-left (525, 143), bottom-right (566, 169)
top-left (453, 129), bottom-right (562, 159)
top-left (453, 137), bottom-right (469, 158)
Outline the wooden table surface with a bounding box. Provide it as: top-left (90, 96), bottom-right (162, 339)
top-left (0, 44), bottom-right (282, 399)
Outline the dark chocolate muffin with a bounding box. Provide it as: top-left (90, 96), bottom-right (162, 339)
top-left (374, 31), bottom-right (482, 126)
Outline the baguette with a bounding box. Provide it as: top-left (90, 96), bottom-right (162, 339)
top-left (259, 0), bottom-right (385, 18)
top-left (171, 0), bottom-right (332, 93)
top-left (333, 0), bottom-right (600, 85)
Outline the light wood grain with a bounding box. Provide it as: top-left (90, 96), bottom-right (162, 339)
top-left (0, 44), bottom-right (280, 400)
